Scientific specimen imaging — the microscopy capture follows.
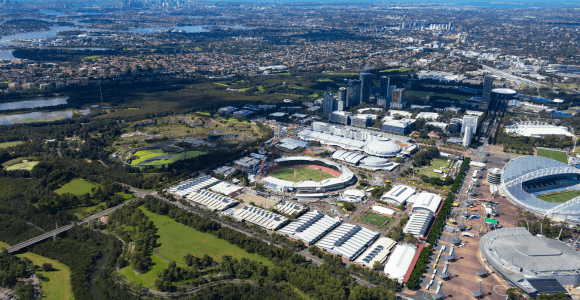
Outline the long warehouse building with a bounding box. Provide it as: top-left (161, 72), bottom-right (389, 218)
top-left (277, 211), bottom-right (341, 245)
top-left (167, 176), bottom-right (220, 198)
top-left (316, 224), bottom-right (380, 261)
top-left (354, 237), bottom-right (397, 268)
top-left (232, 205), bottom-right (289, 231)
top-left (186, 189), bottom-right (238, 211)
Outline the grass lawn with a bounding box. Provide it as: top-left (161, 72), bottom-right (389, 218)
top-left (359, 212), bottom-right (392, 229)
top-left (121, 207), bottom-right (273, 289)
top-left (415, 158), bottom-right (452, 178)
top-left (537, 148), bottom-right (568, 164)
top-left (55, 179), bottom-right (98, 195)
top-left (380, 67), bottom-right (412, 73)
top-left (268, 167), bottom-right (336, 182)
top-left (131, 149), bottom-right (206, 166)
top-left (19, 252), bottom-right (74, 300)
top-left (537, 190), bottom-right (580, 203)
top-left (407, 91), bottom-right (431, 98)
top-left (0, 141), bottom-right (24, 149)
top-left (431, 93), bottom-right (468, 100)
top-left (5, 160), bottom-right (39, 171)
top-left (196, 112), bottom-right (211, 116)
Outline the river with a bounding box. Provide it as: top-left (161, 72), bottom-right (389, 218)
top-left (0, 97), bottom-right (69, 111)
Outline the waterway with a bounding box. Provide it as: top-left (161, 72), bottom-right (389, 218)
top-left (0, 110), bottom-right (73, 125)
top-left (0, 97), bottom-right (69, 111)
top-left (0, 50), bottom-right (14, 60)
top-left (129, 24), bottom-right (255, 33)
top-left (0, 26), bottom-right (91, 47)
top-left (88, 251), bottom-right (107, 300)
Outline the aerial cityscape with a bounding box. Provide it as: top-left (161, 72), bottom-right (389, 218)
top-left (0, 0), bottom-right (580, 299)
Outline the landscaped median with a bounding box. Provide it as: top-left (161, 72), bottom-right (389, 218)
top-left (405, 157), bottom-right (471, 290)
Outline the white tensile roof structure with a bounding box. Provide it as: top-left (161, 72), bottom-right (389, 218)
top-left (209, 181), bottom-right (244, 195)
top-left (381, 185), bottom-right (416, 205)
top-left (354, 237), bottom-right (397, 268)
top-left (316, 223), bottom-right (380, 261)
top-left (186, 189), bottom-right (238, 211)
top-left (277, 211), bottom-right (341, 245)
top-left (372, 206), bottom-right (395, 216)
top-left (232, 205), bottom-right (289, 231)
top-left (341, 189), bottom-right (366, 203)
top-left (383, 244), bottom-right (417, 282)
top-left (411, 192), bottom-right (442, 214)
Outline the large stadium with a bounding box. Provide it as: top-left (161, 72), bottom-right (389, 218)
top-left (497, 156), bottom-right (580, 222)
top-left (260, 156), bottom-right (356, 193)
top-left (480, 227), bottom-right (580, 296)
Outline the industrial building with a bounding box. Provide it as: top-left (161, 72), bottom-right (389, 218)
top-left (354, 237), bottom-right (396, 268)
top-left (167, 176), bottom-right (220, 198)
top-left (504, 123), bottom-right (575, 138)
top-left (186, 189), bottom-right (238, 211)
top-left (480, 227), bottom-right (580, 296)
top-left (382, 120), bottom-right (413, 135)
top-left (272, 201), bottom-right (307, 217)
top-left (209, 181), bottom-right (244, 197)
top-left (232, 205), bottom-right (289, 230)
top-left (277, 211), bottom-right (341, 245)
top-left (316, 223), bottom-right (380, 261)
top-left (403, 213), bottom-right (434, 237)
top-left (411, 192), bottom-right (442, 215)
top-left (383, 244), bottom-right (417, 282)
top-left (380, 185), bottom-right (416, 205)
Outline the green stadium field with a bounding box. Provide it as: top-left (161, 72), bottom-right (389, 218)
top-left (537, 190), bottom-right (580, 203)
top-left (268, 167), bottom-right (336, 182)
top-left (537, 148), bottom-right (568, 164)
top-left (359, 212), bottom-right (392, 229)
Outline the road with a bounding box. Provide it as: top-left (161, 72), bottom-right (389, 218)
top-left (5, 201), bottom-right (133, 254)
top-left (482, 65), bottom-right (541, 88)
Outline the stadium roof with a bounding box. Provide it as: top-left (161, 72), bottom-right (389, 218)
top-left (363, 138), bottom-right (402, 157)
top-left (383, 244), bottom-right (417, 282)
top-left (277, 211), bottom-right (341, 245)
top-left (403, 213), bottom-right (434, 237)
top-left (331, 149), bottom-right (399, 171)
top-left (492, 88), bottom-right (517, 95)
top-left (480, 227), bottom-right (580, 295)
top-left (354, 237), bottom-right (396, 268)
top-left (381, 185), bottom-right (416, 204)
top-left (503, 156), bottom-right (570, 182)
top-left (186, 189), bottom-right (238, 211)
top-left (526, 278), bottom-right (567, 295)
top-left (316, 223), bottom-right (380, 261)
top-left (411, 192), bottom-right (442, 214)
top-left (272, 201), bottom-right (307, 216)
top-left (232, 205), bottom-right (289, 230)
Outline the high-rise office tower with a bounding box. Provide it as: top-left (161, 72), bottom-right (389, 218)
top-left (337, 87), bottom-right (347, 111)
top-left (482, 74), bottom-right (493, 103)
top-left (323, 92), bottom-right (334, 117)
top-left (390, 88), bottom-right (407, 109)
top-left (462, 115), bottom-right (478, 136)
top-left (379, 76), bottom-right (390, 99)
top-left (463, 126), bottom-right (473, 147)
top-left (360, 73), bottom-right (371, 104)
top-left (346, 79), bottom-right (361, 108)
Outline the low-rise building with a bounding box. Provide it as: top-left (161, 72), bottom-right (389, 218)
top-left (381, 185), bottom-right (416, 205)
top-left (277, 211), bottom-right (341, 245)
top-left (354, 237), bottom-right (396, 268)
top-left (232, 205), bottom-right (289, 230)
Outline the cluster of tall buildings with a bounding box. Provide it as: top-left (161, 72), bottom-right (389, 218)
top-left (323, 73), bottom-right (406, 120)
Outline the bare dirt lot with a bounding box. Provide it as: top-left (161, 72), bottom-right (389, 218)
top-left (235, 192), bottom-right (277, 208)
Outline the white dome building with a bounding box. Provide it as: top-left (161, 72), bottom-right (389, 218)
top-left (363, 138), bottom-right (401, 158)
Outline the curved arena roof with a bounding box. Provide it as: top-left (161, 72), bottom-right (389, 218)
top-left (363, 138), bottom-right (401, 157)
top-left (501, 156), bottom-right (580, 216)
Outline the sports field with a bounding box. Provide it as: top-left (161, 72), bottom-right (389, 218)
top-left (537, 148), bottom-right (568, 164)
top-left (130, 149), bottom-right (206, 166)
top-left (359, 212), bottom-right (392, 229)
top-left (55, 179), bottom-right (98, 195)
top-left (121, 207), bottom-right (273, 288)
top-left (5, 159), bottom-right (39, 171)
top-left (0, 141), bottom-right (24, 149)
top-left (268, 167), bottom-right (336, 182)
top-left (537, 190), bottom-right (580, 203)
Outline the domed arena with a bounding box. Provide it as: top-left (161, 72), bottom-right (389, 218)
top-left (363, 138), bottom-right (401, 158)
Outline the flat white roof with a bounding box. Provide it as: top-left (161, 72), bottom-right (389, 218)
top-left (209, 181), bottom-right (244, 195)
top-left (384, 244), bottom-right (417, 282)
top-left (316, 223), bottom-right (380, 261)
top-left (372, 206), bottom-right (395, 216)
top-left (381, 185), bottom-right (416, 204)
top-left (277, 211), bottom-right (341, 245)
top-left (354, 237), bottom-right (396, 268)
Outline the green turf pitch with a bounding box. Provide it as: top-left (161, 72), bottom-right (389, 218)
top-left (537, 148), bottom-right (568, 164)
top-left (359, 212), bottom-right (392, 229)
top-left (537, 190), bottom-right (580, 203)
top-left (268, 167), bottom-right (336, 182)
top-left (54, 178), bottom-right (98, 195)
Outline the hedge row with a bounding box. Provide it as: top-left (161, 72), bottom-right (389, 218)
top-left (405, 245), bottom-right (433, 290)
top-left (450, 157), bottom-right (472, 193)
